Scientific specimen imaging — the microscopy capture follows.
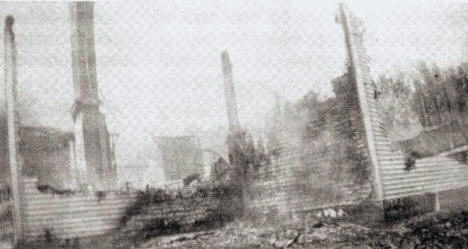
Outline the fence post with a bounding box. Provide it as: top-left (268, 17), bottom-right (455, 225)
top-left (434, 192), bottom-right (440, 212)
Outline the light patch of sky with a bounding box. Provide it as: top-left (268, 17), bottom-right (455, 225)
top-left (0, 1), bottom-right (464, 167)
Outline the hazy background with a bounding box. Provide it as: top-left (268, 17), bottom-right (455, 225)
top-left (0, 0), bottom-right (465, 186)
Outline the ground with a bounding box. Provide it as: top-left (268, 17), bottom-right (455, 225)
top-left (10, 210), bottom-right (468, 248)
top-left (135, 211), bottom-right (468, 249)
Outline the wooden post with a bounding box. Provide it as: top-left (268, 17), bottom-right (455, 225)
top-left (434, 192), bottom-right (441, 212)
top-left (109, 133), bottom-right (119, 186)
top-left (4, 15), bottom-right (23, 242)
top-left (69, 139), bottom-right (80, 188)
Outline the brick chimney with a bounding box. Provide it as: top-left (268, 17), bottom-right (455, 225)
top-left (70, 2), bottom-right (115, 190)
top-left (221, 51), bottom-right (241, 134)
top-left (4, 15), bottom-right (24, 241)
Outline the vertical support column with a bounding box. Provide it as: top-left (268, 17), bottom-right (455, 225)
top-left (434, 192), bottom-right (441, 212)
top-left (72, 112), bottom-right (87, 187)
top-left (109, 133), bottom-right (119, 186)
top-left (4, 15), bottom-right (23, 242)
top-left (68, 139), bottom-right (80, 188)
top-left (99, 117), bottom-right (110, 186)
top-left (338, 3), bottom-right (384, 203)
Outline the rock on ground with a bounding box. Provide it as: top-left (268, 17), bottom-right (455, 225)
top-left (132, 211), bottom-right (468, 249)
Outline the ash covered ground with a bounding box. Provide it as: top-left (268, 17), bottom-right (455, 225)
top-left (135, 211), bottom-right (468, 249)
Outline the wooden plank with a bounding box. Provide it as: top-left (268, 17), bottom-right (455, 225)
top-left (380, 165), bottom-right (466, 175)
top-left (23, 196), bottom-right (132, 204)
top-left (25, 223), bottom-right (119, 239)
top-left (380, 160), bottom-right (461, 170)
top-left (384, 181), bottom-right (468, 199)
top-left (23, 205), bottom-right (128, 217)
top-left (384, 176), bottom-right (468, 194)
top-left (24, 216), bottom-right (122, 228)
top-left (382, 172), bottom-right (468, 186)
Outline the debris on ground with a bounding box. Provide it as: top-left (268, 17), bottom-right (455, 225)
top-left (136, 210), bottom-right (468, 249)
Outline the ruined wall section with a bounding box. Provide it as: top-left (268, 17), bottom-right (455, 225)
top-left (342, 4), bottom-right (468, 201)
top-left (248, 71), bottom-right (376, 218)
top-left (118, 183), bottom-right (241, 244)
top-left (0, 117), bottom-right (9, 184)
top-left (20, 178), bottom-right (135, 240)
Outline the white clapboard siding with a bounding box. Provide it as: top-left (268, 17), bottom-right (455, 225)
top-left (359, 65), bottom-right (468, 200)
top-left (362, 77), bottom-right (468, 199)
top-left (347, 8), bottom-right (468, 201)
top-left (20, 178), bottom-right (135, 240)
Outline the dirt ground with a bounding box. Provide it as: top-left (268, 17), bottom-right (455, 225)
top-left (136, 211), bottom-right (468, 249)
top-left (12, 210), bottom-right (468, 249)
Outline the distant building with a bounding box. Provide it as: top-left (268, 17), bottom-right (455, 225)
top-left (196, 127), bottom-right (230, 178)
top-left (154, 136), bottom-right (203, 181)
top-left (117, 161), bottom-right (165, 189)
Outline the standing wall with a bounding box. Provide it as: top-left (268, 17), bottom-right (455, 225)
top-left (343, 5), bottom-right (468, 202)
top-left (20, 178), bottom-right (135, 240)
top-left (248, 73), bottom-right (376, 218)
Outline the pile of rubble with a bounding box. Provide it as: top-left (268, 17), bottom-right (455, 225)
top-left (400, 211), bottom-right (468, 248)
top-left (137, 211), bottom-right (468, 249)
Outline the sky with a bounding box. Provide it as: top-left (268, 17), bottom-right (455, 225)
top-left (0, 0), bottom-right (465, 174)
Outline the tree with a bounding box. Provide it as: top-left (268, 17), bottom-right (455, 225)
top-left (375, 73), bottom-right (421, 140)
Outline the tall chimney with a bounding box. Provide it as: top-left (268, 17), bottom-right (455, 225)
top-left (273, 92), bottom-right (281, 131)
top-left (70, 2), bottom-right (114, 190)
top-left (221, 52), bottom-right (250, 217)
top-left (4, 15), bottom-right (23, 241)
top-left (221, 51), bottom-right (241, 134)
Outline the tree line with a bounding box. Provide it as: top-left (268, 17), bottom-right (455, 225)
top-left (375, 61), bottom-right (468, 140)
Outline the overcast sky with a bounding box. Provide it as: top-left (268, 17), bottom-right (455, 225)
top-left (0, 0), bottom-right (465, 167)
